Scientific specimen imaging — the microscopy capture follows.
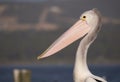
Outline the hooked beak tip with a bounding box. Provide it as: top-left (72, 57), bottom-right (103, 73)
top-left (37, 54), bottom-right (44, 60)
top-left (37, 55), bottom-right (41, 60)
top-left (37, 56), bottom-right (40, 60)
top-left (37, 50), bottom-right (48, 60)
top-left (37, 53), bottom-right (45, 60)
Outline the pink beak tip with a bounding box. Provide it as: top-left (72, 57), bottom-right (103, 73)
top-left (37, 50), bottom-right (49, 60)
top-left (37, 53), bottom-right (44, 60)
top-left (37, 55), bottom-right (42, 60)
top-left (37, 56), bottom-right (41, 60)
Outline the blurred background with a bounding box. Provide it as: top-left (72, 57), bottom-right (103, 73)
top-left (0, 0), bottom-right (120, 82)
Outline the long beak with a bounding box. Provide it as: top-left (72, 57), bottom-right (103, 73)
top-left (37, 20), bottom-right (91, 59)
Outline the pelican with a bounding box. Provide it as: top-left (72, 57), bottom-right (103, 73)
top-left (37, 8), bottom-right (107, 82)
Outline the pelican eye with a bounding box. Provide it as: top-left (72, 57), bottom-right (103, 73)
top-left (81, 16), bottom-right (86, 21)
top-left (83, 16), bottom-right (86, 18)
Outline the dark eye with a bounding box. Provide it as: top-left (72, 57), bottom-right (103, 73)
top-left (83, 16), bottom-right (86, 18)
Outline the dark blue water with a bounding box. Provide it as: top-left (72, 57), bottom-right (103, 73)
top-left (0, 65), bottom-right (120, 82)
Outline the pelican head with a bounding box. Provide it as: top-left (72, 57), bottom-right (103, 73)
top-left (37, 8), bottom-right (107, 82)
top-left (37, 8), bottom-right (101, 59)
top-left (80, 9), bottom-right (100, 28)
